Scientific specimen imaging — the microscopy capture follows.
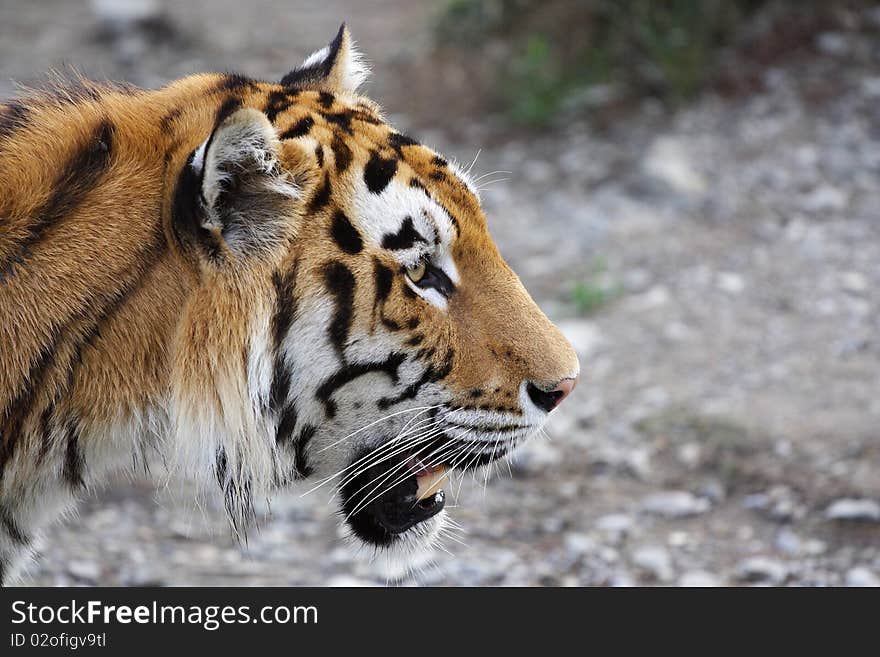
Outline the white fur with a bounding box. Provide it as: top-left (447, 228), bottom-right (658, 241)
top-left (297, 29), bottom-right (370, 94)
top-left (349, 178), bottom-right (460, 310)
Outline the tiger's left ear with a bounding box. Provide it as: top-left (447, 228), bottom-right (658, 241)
top-left (183, 105), bottom-right (302, 263)
top-left (280, 23), bottom-right (369, 94)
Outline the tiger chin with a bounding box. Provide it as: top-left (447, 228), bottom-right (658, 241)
top-left (0, 24), bottom-right (579, 584)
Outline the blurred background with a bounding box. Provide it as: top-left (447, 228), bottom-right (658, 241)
top-left (3, 0), bottom-right (879, 586)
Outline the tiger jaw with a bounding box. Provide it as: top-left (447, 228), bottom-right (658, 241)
top-left (336, 422), bottom-right (524, 550)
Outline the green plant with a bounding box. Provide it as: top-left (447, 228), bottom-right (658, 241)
top-left (434, 0), bottom-right (790, 124)
top-left (571, 280), bottom-right (612, 316)
top-left (569, 258), bottom-right (619, 316)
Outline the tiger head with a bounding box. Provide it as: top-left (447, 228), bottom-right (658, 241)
top-left (167, 26), bottom-right (578, 565)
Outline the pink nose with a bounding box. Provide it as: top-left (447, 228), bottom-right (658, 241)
top-left (526, 376), bottom-right (578, 413)
top-left (554, 377), bottom-right (577, 406)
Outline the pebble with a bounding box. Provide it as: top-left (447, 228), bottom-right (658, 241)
top-left (799, 185), bottom-right (848, 214)
top-left (632, 545), bottom-right (675, 582)
top-left (825, 499), bottom-right (880, 522)
top-left (642, 136), bottom-right (708, 196)
top-left (845, 567), bottom-right (880, 587)
top-left (717, 272), bottom-right (745, 294)
top-left (641, 491), bottom-right (711, 517)
top-left (679, 570), bottom-right (721, 587)
top-left (564, 532), bottom-right (597, 558)
top-left (735, 557), bottom-right (789, 585)
top-left (67, 560), bottom-right (101, 581)
top-left (595, 514), bottom-right (634, 541)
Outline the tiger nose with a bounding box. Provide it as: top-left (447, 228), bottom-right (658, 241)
top-left (526, 377), bottom-right (578, 413)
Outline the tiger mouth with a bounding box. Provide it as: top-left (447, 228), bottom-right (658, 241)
top-left (340, 440), bottom-right (509, 547)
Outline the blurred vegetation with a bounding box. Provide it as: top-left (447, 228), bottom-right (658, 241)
top-left (568, 258), bottom-right (620, 316)
top-left (434, 0), bottom-right (831, 125)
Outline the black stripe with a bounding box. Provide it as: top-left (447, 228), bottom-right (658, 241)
top-left (265, 88), bottom-right (299, 123)
top-left (320, 110), bottom-right (356, 134)
top-left (318, 92), bottom-right (335, 109)
top-left (37, 399), bottom-right (57, 463)
top-left (316, 353), bottom-right (407, 418)
top-left (0, 334), bottom-right (65, 479)
top-left (434, 199), bottom-right (461, 235)
top-left (215, 73), bottom-right (260, 94)
top-left (1, 119), bottom-right (115, 282)
top-left (388, 132), bottom-right (419, 155)
top-left (294, 424), bottom-right (316, 477)
top-left (373, 258), bottom-right (393, 303)
top-left (378, 348), bottom-right (454, 410)
top-left (276, 404), bottom-right (298, 445)
top-left (323, 261), bottom-right (356, 359)
top-left (315, 144), bottom-right (324, 168)
top-left (270, 259), bottom-right (299, 413)
top-left (215, 446), bottom-right (255, 536)
top-left (0, 505), bottom-right (27, 545)
top-left (271, 261), bottom-right (299, 351)
top-left (364, 152), bottom-right (398, 194)
top-left (330, 134), bottom-right (352, 173)
top-left (159, 106), bottom-right (183, 135)
top-left (62, 420), bottom-right (84, 488)
top-left (381, 216), bottom-right (427, 250)
top-left (330, 210), bottom-right (363, 254)
top-left (307, 173), bottom-right (332, 213)
top-left (0, 100), bottom-right (29, 141)
top-left (409, 177), bottom-right (431, 198)
top-left (280, 115), bottom-right (314, 140)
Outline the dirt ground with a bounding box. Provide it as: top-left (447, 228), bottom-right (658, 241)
top-left (2, 0), bottom-right (879, 586)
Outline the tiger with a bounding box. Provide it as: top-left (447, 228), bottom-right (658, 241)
top-left (0, 25), bottom-right (579, 584)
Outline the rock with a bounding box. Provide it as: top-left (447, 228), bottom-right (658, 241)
top-left (742, 486), bottom-right (804, 522)
top-left (845, 567), bottom-right (880, 587)
top-left (799, 185), bottom-right (848, 214)
top-left (326, 575), bottom-right (376, 587)
top-left (632, 545), bottom-right (674, 582)
top-left (679, 570), bottom-right (721, 587)
top-left (716, 272), bottom-right (745, 294)
top-left (840, 271), bottom-right (868, 294)
top-left (815, 32), bottom-right (849, 56)
top-left (676, 442), bottom-right (702, 468)
top-left (775, 529), bottom-right (825, 558)
top-left (641, 491), bottom-right (710, 517)
top-left (625, 286), bottom-right (670, 312)
top-left (595, 514), bottom-right (634, 542)
top-left (67, 560), bottom-right (101, 581)
top-left (564, 532), bottom-right (597, 558)
top-left (622, 268), bottom-right (652, 293)
top-left (735, 557), bottom-right (788, 585)
top-left (91, 0), bottom-right (160, 26)
top-left (825, 499), bottom-right (880, 522)
top-left (642, 136), bottom-right (708, 196)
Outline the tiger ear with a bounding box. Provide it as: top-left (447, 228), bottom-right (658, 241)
top-left (280, 23), bottom-right (369, 94)
top-left (187, 105), bottom-right (301, 262)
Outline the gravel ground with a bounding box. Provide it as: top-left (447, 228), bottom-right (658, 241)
top-left (3, 1), bottom-right (879, 586)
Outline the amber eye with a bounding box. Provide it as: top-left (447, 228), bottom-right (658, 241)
top-left (405, 260), bottom-right (427, 284)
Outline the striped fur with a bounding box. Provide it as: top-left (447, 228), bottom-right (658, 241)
top-left (0, 26), bottom-right (578, 582)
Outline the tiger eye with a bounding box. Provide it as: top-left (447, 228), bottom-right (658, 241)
top-left (406, 261), bottom-right (426, 284)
